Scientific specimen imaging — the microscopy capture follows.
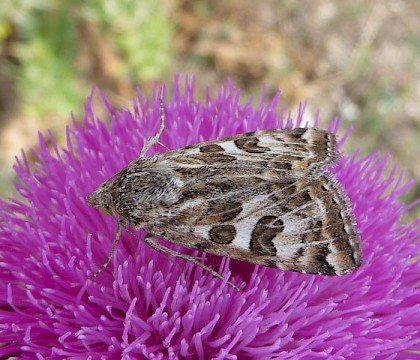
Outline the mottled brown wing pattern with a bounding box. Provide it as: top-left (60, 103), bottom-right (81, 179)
top-left (162, 128), bottom-right (339, 178)
top-left (140, 171), bottom-right (361, 276)
top-left (87, 127), bottom-right (362, 283)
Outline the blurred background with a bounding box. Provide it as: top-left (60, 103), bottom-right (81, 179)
top-left (0, 0), bottom-right (419, 221)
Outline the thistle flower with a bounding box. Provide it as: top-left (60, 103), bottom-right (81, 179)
top-left (1, 76), bottom-right (419, 359)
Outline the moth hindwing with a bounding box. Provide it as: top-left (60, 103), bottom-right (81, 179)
top-left (87, 117), bottom-right (362, 290)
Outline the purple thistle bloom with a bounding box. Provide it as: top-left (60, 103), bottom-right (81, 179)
top-left (1, 76), bottom-right (419, 359)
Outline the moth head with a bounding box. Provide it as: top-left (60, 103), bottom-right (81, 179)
top-left (86, 183), bottom-right (113, 215)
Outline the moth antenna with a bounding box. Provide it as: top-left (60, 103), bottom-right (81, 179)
top-left (89, 222), bottom-right (122, 279)
top-left (140, 99), bottom-right (166, 158)
top-left (157, 141), bottom-right (170, 152)
top-left (143, 234), bottom-right (242, 293)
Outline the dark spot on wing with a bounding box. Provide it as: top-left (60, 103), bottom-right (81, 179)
top-left (288, 128), bottom-right (308, 142)
top-left (250, 216), bottom-right (283, 255)
top-left (200, 144), bottom-right (225, 153)
top-left (312, 243), bottom-right (336, 275)
top-left (209, 225), bottom-right (236, 244)
top-left (186, 200), bottom-right (243, 225)
top-left (234, 136), bottom-right (270, 153)
top-left (287, 189), bottom-right (312, 208)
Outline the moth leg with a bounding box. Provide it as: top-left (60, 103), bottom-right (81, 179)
top-left (140, 99), bottom-right (167, 158)
top-left (144, 234), bottom-right (242, 293)
top-left (90, 221), bottom-right (122, 279)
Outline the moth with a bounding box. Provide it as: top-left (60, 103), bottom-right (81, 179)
top-left (87, 103), bottom-right (362, 291)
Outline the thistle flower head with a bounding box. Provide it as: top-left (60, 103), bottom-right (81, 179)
top-left (1, 76), bottom-right (419, 359)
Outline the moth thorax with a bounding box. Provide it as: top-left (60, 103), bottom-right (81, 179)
top-left (122, 169), bottom-right (184, 207)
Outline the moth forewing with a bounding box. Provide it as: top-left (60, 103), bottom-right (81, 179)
top-left (87, 122), bottom-right (362, 290)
